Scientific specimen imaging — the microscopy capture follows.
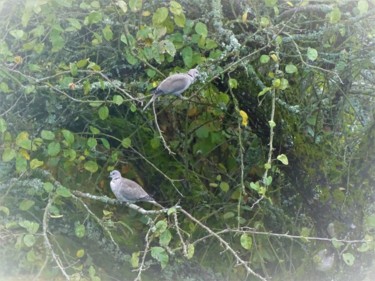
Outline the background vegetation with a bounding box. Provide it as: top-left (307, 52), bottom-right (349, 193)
top-left (0, 0), bottom-right (374, 280)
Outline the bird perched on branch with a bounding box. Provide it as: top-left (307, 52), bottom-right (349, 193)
top-left (109, 170), bottom-right (163, 208)
top-left (143, 68), bottom-right (200, 111)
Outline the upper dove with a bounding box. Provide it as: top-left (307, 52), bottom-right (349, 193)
top-left (143, 68), bottom-right (199, 111)
top-left (109, 170), bottom-right (163, 208)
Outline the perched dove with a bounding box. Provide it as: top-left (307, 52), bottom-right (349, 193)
top-left (143, 68), bottom-right (199, 110)
top-left (109, 170), bottom-right (163, 208)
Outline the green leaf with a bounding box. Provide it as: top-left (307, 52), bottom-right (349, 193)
top-left (30, 159), bottom-right (44, 169)
top-left (23, 234), bottom-right (36, 247)
top-left (121, 137), bottom-right (132, 148)
top-left (70, 62), bottom-right (78, 76)
top-left (159, 229), bottom-right (172, 247)
top-left (268, 120), bottom-right (276, 128)
top-left (240, 234), bottom-right (252, 250)
top-left (113, 95), bottom-right (124, 105)
top-left (260, 16), bottom-right (270, 27)
top-left (56, 186), bottom-right (72, 197)
top-left (117, 0), bottom-right (128, 13)
top-left (265, 0), bottom-right (277, 7)
top-left (150, 137), bottom-right (160, 149)
top-left (10, 29), bottom-right (25, 40)
top-left (358, 0), bottom-right (369, 15)
top-left (277, 154), bottom-right (289, 165)
top-left (16, 131), bottom-right (32, 150)
top-left (84, 160), bottom-right (99, 173)
top-left (258, 87), bottom-right (271, 97)
top-left (219, 181), bottom-right (229, 192)
top-left (332, 238), bottom-right (344, 249)
top-left (16, 154), bottom-right (27, 173)
top-left (153, 7), bottom-right (169, 25)
top-left (285, 64), bottom-right (298, 74)
top-left (328, 7), bottom-right (341, 24)
top-left (151, 246), bottom-right (169, 269)
top-left (41, 130), bottom-right (55, 140)
top-left (47, 142), bottom-right (61, 156)
top-left (307, 47), bottom-right (318, 61)
top-left (2, 148), bottom-right (16, 162)
top-left (196, 126), bottom-right (209, 139)
top-left (249, 182), bottom-right (260, 191)
top-left (228, 78), bottom-right (238, 89)
top-left (154, 220), bottom-right (168, 235)
top-left (101, 138), bottom-right (110, 149)
top-left (342, 252), bottom-right (355, 266)
top-left (87, 137), bottom-right (97, 149)
top-left (129, 0), bottom-right (142, 12)
top-left (19, 199), bottom-right (35, 211)
top-left (102, 25), bottom-right (113, 41)
top-left (0, 118), bottom-right (7, 133)
top-left (174, 13), bottom-right (186, 27)
top-left (182, 46), bottom-right (193, 68)
top-left (195, 22), bottom-right (208, 37)
top-left (89, 126), bottom-right (101, 134)
top-left (43, 182), bottom-right (54, 193)
top-left (187, 244), bottom-right (195, 259)
top-left (131, 252), bottom-right (140, 268)
top-left (0, 206), bottom-right (10, 216)
top-left (98, 105), bottom-right (109, 120)
top-left (161, 40), bottom-right (176, 57)
top-left (223, 212), bottom-right (235, 219)
top-left (75, 223), bottom-right (86, 238)
top-left (86, 11), bottom-right (102, 24)
top-left (76, 249), bottom-right (85, 258)
top-left (62, 129), bottom-right (75, 145)
top-left (205, 38), bottom-right (217, 50)
top-left (170, 1), bottom-right (183, 15)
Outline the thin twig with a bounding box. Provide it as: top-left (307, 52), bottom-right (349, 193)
top-left (173, 210), bottom-right (188, 257)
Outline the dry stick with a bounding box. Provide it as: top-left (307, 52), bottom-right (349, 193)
top-left (42, 195), bottom-right (71, 280)
top-left (173, 211), bottom-right (188, 257)
top-left (179, 208), bottom-right (267, 281)
top-left (152, 98), bottom-right (176, 155)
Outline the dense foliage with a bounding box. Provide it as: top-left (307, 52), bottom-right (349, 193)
top-left (0, 0), bottom-right (374, 280)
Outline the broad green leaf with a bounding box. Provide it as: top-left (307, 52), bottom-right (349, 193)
top-left (205, 38), bottom-right (217, 50)
top-left (16, 154), bottom-right (27, 173)
top-left (75, 223), bottom-right (85, 238)
top-left (2, 148), bottom-right (16, 162)
top-left (121, 137), bottom-right (132, 148)
top-left (223, 212), bottom-right (235, 219)
top-left (187, 244), bottom-right (194, 259)
top-left (260, 16), bottom-right (270, 27)
top-left (87, 138), bottom-right (97, 149)
top-left (153, 7), bottom-right (169, 25)
top-left (277, 154), bottom-right (289, 165)
top-left (159, 229), bottom-right (172, 246)
top-left (249, 182), bottom-right (260, 191)
top-left (43, 182), bottom-right (54, 193)
top-left (196, 126), bottom-right (210, 139)
top-left (174, 13), bottom-right (186, 27)
top-left (150, 137), bottom-right (160, 149)
top-left (62, 129), bottom-right (75, 145)
top-left (19, 220), bottom-right (39, 234)
top-left (195, 22), bottom-right (207, 37)
top-left (131, 252), bottom-right (140, 268)
top-left (63, 148), bottom-right (76, 161)
top-left (56, 186), bottom-right (72, 197)
top-left (23, 234), bottom-right (36, 247)
top-left (10, 29), bottom-right (24, 39)
top-left (117, 0), bottom-right (128, 13)
top-left (47, 142), bottom-right (61, 156)
top-left (70, 62), bottom-right (78, 76)
top-left (219, 182), bottom-right (229, 192)
top-left (151, 246), bottom-right (169, 269)
top-left (16, 131), bottom-right (32, 150)
top-left (129, 0), bottom-right (142, 12)
top-left (328, 7), bottom-right (341, 23)
top-left (285, 64), bottom-right (298, 74)
top-left (113, 95), bottom-right (124, 105)
top-left (268, 120), bottom-right (276, 128)
top-left (258, 87), bottom-right (271, 97)
top-left (67, 18), bottom-right (82, 30)
top-left (98, 106), bottom-right (109, 120)
top-left (228, 78), bottom-right (238, 89)
top-left (0, 118), bottom-right (7, 133)
top-left (76, 249), bottom-right (85, 258)
top-left (86, 11), bottom-right (102, 24)
top-left (182, 46), bottom-right (193, 67)
top-left (342, 252), bottom-right (355, 266)
top-left (240, 234), bottom-right (252, 250)
top-left (161, 40), bottom-right (176, 57)
top-left (76, 59), bottom-right (88, 68)
top-left (358, 0), bottom-right (369, 15)
top-left (101, 138), bottom-right (110, 149)
top-left (0, 206), bottom-right (10, 216)
top-left (102, 25), bottom-right (113, 41)
top-left (307, 47), bottom-right (318, 61)
top-left (265, 0), bottom-right (277, 7)
top-left (89, 126), bottom-right (100, 134)
top-left (19, 199), bottom-right (35, 211)
top-left (154, 220), bottom-right (168, 234)
top-left (30, 159), bottom-right (44, 169)
top-left (84, 160), bottom-right (98, 173)
top-left (41, 130), bottom-right (55, 140)
top-left (332, 238), bottom-right (344, 249)
top-left (170, 1), bottom-right (183, 15)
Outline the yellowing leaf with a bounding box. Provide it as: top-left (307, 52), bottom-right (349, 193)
top-left (19, 149), bottom-right (30, 160)
top-left (242, 12), bottom-right (248, 23)
top-left (239, 110), bottom-right (248, 126)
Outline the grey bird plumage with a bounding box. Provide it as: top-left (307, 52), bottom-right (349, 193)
top-left (109, 170), bottom-right (163, 208)
top-left (143, 68), bottom-right (199, 111)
